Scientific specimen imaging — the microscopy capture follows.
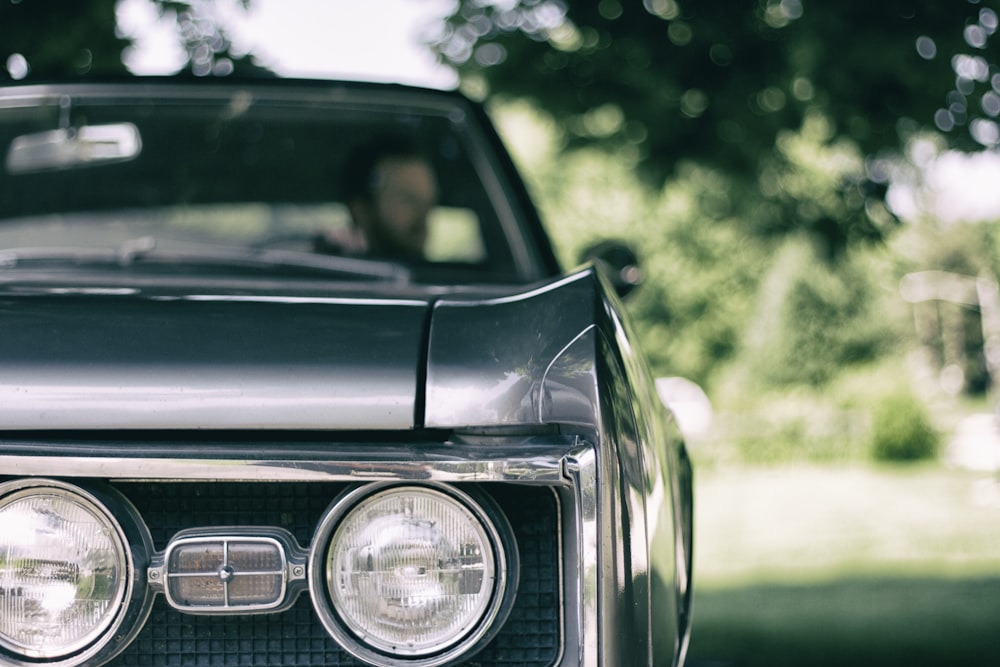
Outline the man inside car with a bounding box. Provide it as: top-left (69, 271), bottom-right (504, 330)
top-left (316, 133), bottom-right (438, 261)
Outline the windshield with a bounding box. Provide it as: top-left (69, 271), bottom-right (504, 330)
top-left (0, 82), bottom-right (550, 287)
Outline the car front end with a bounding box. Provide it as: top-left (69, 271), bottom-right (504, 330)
top-left (0, 78), bottom-right (692, 667)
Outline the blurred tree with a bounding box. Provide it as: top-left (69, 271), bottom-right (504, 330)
top-left (0, 0), bottom-right (263, 80)
top-left (431, 0), bottom-right (1000, 253)
top-left (495, 101), bottom-right (770, 384)
top-left (0, 0), bottom-right (127, 78)
top-left (740, 235), bottom-right (892, 387)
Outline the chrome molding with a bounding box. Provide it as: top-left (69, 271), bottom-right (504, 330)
top-left (562, 446), bottom-right (599, 667)
top-left (0, 448), bottom-right (573, 483)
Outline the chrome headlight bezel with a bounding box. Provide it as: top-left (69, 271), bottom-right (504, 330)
top-left (308, 482), bottom-right (519, 667)
top-left (0, 478), bottom-right (153, 667)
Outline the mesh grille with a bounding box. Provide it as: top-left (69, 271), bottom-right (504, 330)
top-left (110, 482), bottom-right (561, 667)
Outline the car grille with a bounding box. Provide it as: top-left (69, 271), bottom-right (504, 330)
top-left (109, 481), bottom-right (562, 667)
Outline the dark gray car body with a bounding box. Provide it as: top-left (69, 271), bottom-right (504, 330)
top-left (0, 80), bottom-right (692, 667)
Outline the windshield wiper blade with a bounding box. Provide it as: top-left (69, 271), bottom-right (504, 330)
top-left (246, 247), bottom-right (411, 282)
top-left (0, 239), bottom-right (411, 283)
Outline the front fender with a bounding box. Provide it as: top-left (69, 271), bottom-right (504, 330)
top-left (424, 266), bottom-right (693, 666)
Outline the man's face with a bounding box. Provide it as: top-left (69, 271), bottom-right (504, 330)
top-left (358, 157), bottom-right (438, 260)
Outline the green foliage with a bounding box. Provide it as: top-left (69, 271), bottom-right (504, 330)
top-left (702, 391), bottom-right (872, 465)
top-left (762, 112), bottom-right (898, 256)
top-left (626, 176), bottom-right (766, 384)
top-left (494, 98), bottom-right (908, 402)
top-left (495, 90), bottom-right (923, 411)
top-left (738, 236), bottom-right (894, 388)
top-left (494, 101), bottom-right (765, 385)
top-left (869, 390), bottom-right (940, 462)
top-left (701, 353), bottom-right (945, 466)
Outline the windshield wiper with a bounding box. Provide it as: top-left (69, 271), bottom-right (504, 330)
top-left (0, 238), bottom-right (411, 283)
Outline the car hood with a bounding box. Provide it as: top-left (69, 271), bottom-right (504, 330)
top-left (0, 269), bottom-right (608, 431)
top-left (0, 289), bottom-right (432, 430)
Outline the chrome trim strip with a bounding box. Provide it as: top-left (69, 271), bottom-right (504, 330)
top-left (152, 294), bottom-right (427, 307)
top-left (563, 447), bottom-right (599, 667)
top-left (0, 450), bottom-right (572, 483)
top-left (548, 485), bottom-right (569, 667)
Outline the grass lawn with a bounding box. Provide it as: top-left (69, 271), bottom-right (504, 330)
top-left (686, 464), bottom-right (1000, 667)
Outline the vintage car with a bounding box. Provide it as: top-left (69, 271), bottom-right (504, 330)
top-left (0, 78), bottom-right (693, 667)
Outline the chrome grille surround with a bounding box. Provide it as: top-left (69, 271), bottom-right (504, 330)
top-left (148, 528), bottom-right (306, 614)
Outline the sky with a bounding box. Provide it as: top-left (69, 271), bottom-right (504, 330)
top-left (117, 0), bottom-right (457, 88)
top-left (887, 140), bottom-right (1000, 225)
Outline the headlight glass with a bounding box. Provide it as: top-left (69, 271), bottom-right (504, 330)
top-left (0, 484), bottom-right (129, 659)
top-left (323, 486), bottom-right (500, 658)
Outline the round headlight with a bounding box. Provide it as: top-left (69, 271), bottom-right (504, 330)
top-left (310, 484), bottom-right (517, 666)
top-left (0, 480), bottom-right (131, 660)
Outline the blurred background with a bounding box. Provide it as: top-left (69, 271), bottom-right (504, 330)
top-left (3, 1), bottom-right (999, 665)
